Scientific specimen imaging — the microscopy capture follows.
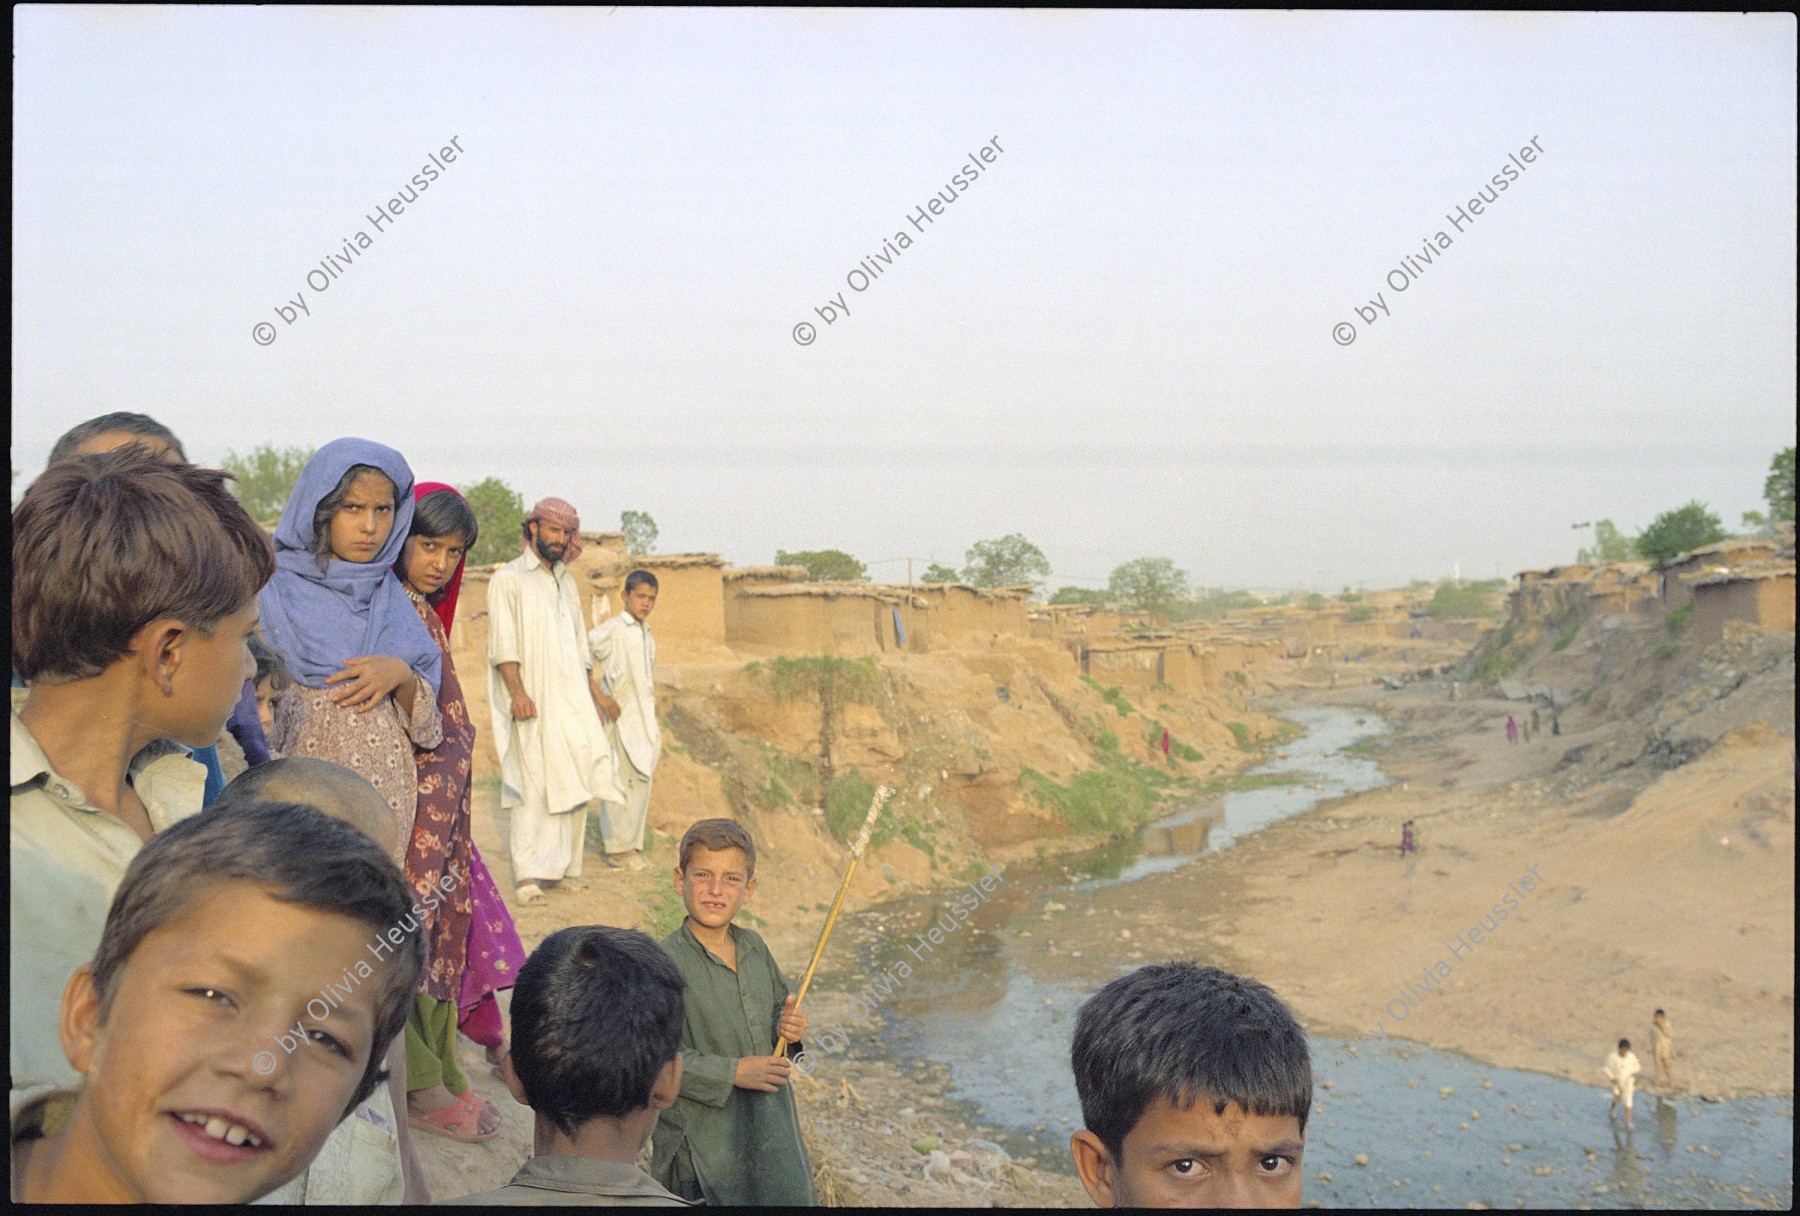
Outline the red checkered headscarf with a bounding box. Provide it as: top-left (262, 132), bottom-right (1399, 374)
top-left (523, 496), bottom-right (583, 564)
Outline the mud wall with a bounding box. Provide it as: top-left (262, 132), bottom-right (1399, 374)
top-left (1692, 574), bottom-right (1796, 643)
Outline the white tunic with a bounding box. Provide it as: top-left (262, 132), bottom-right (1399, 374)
top-left (487, 550), bottom-right (622, 878)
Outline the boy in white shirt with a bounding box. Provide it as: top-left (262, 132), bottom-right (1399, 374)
top-left (1604, 1038), bottom-right (1641, 1128)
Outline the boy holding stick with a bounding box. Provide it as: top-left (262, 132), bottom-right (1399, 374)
top-left (651, 819), bottom-right (816, 1206)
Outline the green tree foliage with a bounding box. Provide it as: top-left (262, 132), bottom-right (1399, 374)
top-left (620, 510), bottom-right (658, 555)
top-left (220, 443), bottom-right (315, 524)
top-left (1578, 518), bottom-right (1637, 563)
top-left (1303, 592), bottom-right (1327, 610)
top-left (1190, 589), bottom-right (1266, 616)
top-left (962, 533), bottom-right (1051, 591)
top-left (1428, 579), bottom-right (1506, 619)
top-left (1766, 447), bottom-right (1796, 523)
top-left (1049, 586), bottom-right (1111, 605)
top-left (776, 549), bottom-right (867, 581)
top-left (1636, 501), bottom-right (1726, 566)
top-left (1107, 557), bottom-right (1190, 616)
top-left (460, 476), bottom-right (526, 566)
top-left (919, 563), bottom-right (961, 583)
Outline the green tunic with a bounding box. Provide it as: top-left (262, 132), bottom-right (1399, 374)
top-left (651, 922), bottom-right (817, 1207)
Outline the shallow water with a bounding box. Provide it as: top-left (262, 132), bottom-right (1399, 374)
top-left (812, 706), bottom-right (1794, 1208)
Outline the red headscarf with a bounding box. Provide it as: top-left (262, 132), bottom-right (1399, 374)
top-left (397, 481), bottom-right (470, 635)
top-left (523, 496), bottom-right (584, 564)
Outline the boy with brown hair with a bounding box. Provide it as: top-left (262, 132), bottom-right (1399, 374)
top-left (8, 797), bottom-right (426, 1203)
top-left (650, 818), bottom-right (816, 1205)
top-left (11, 448), bottom-right (273, 1111)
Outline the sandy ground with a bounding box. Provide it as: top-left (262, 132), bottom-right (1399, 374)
top-left (1019, 682), bottom-right (1795, 1100)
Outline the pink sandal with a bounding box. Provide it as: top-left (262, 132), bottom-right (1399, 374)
top-left (408, 1090), bottom-right (499, 1143)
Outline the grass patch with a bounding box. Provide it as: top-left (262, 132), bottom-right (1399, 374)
top-left (1653, 642), bottom-right (1678, 661)
top-left (1082, 676), bottom-right (1136, 717)
top-left (1195, 771), bottom-right (1313, 795)
top-left (1226, 721), bottom-right (1255, 751)
top-left (1551, 623), bottom-right (1581, 652)
top-left (1664, 604), bottom-right (1693, 636)
top-left (1021, 764), bottom-right (1155, 836)
top-left (822, 771), bottom-right (899, 849)
top-left (1175, 742), bottom-right (1203, 762)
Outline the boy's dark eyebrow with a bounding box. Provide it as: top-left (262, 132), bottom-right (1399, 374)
top-left (1146, 1138), bottom-right (1305, 1158)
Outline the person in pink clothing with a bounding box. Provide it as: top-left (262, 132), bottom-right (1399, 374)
top-left (1505, 714), bottom-right (1519, 744)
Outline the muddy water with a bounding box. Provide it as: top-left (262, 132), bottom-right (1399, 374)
top-left (808, 707), bottom-right (1794, 1208)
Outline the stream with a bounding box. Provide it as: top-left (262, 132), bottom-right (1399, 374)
top-left (807, 706), bottom-right (1794, 1209)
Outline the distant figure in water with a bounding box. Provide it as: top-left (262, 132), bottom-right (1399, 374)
top-left (1530, 707), bottom-right (1541, 737)
top-left (1606, 1038), bottom-right (1642, 1129)
top-left (1505, 714), bottom-right (1519, 744)
top-left (1399, 819), bottom-right (1416, 857)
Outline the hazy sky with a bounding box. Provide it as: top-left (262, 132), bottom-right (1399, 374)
top-left (13, 8), bottom-right (1796, 590)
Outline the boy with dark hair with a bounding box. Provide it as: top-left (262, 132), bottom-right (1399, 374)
top-left (1069, 963), bottom-right (1312, 1208)
top-left (45, 410), bottom-right (189, 465)
top-left (1605, 1038), bottom-right (1641, 1129)
top-left (9, 798), bottom-right (425, 1204)
top-left (454, 926), bottom-right (692, 1205)
top-left (11, 449), bottom-right (273, 1112)
top-left (650, 819), bottom-right (816, 1206)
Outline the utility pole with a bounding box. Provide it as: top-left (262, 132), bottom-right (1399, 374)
top-left (907, 557), bottom-right (913, 586)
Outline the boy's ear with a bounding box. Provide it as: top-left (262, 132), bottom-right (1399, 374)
top-left (1070, 1129), bottom-right (1119, 1207)
top-left (60, 964), bottom-right (105, 1076)
top-left (648, 1054), bottom-right (682, 1112)
top-left (133, 618), bottom-right (189, 696)
top-left (498, 1048), bottom-right (528, 1107)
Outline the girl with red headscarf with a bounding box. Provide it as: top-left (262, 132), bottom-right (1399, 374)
top-left (392, 484), bottom-right (523, 1142)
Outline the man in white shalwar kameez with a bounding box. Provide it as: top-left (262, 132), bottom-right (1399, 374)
top-left (590, 568), bottom-right (662, 871)
top-left (487, 498), bottom-right (623, 904)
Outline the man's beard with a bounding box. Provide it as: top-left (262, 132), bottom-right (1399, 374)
top-left (534, 534), bottom-right (567, 564)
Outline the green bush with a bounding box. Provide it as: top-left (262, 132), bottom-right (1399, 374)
top-left (1021, 765), bottom-right (1153, 836)
top-left (1664, 604), bottom-right (1692, 636)
top-left (1429, 580), bottom-right (1505, 620)
top-left (822, 771), bottom-right (896, 847)
top-left (1345, 604), bottom-right (1377, 623)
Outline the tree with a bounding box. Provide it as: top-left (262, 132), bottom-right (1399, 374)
top-left (220, 443), bottom-right (315, 524)
top-left (776, 549), bottom-right (867, 581)
top-left (919, 563), bottom-right (961, 583)
top-left (1049, 586), bottom-right (1110, 605)
top-left (620, 510), bottom-right (658, 555)
top-left (962, 533), bottom-right (1050, 592)
top-left (759, 656), bottom-right (882, 798)
top-left (1107, 558), bottom-right (1189, 616)
top-left (1766, 447), bottom-right (1796, 523)
top-left (1578, 518), bottom-right (1637, 564)
top-left (461, 476), bottom-right (526, 566)
top-left (1636, 501), bottom-right (1726, 566)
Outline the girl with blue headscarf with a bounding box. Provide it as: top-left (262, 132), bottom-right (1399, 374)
top-left (258, 438), bottom-right (444, 864)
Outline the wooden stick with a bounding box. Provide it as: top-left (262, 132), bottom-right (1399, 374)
top-left (775, 785), bottom-right (892, 1057)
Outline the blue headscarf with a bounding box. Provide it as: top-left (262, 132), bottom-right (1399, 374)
top-left (257, 438), bottom-right (442, 695)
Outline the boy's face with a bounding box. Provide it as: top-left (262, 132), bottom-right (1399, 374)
top-left (1071, 1097), bottom-right (1305, 1208)
top-left (158, 600), bottom-right (260, 749)
top-left (61, 882), bottom-right (382, 1203)
top-left (675, 844), bottom-right (754, 931)
top-left (624, 584), bottom-right (658, 622)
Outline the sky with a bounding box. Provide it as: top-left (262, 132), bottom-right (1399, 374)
top-left (12, 7), bottom-right (1796, 591)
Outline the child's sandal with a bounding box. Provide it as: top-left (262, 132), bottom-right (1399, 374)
top-left (408, 1096), bottom-right (499, 1143)
top-left (514, 883), bottom-right (546, 907)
